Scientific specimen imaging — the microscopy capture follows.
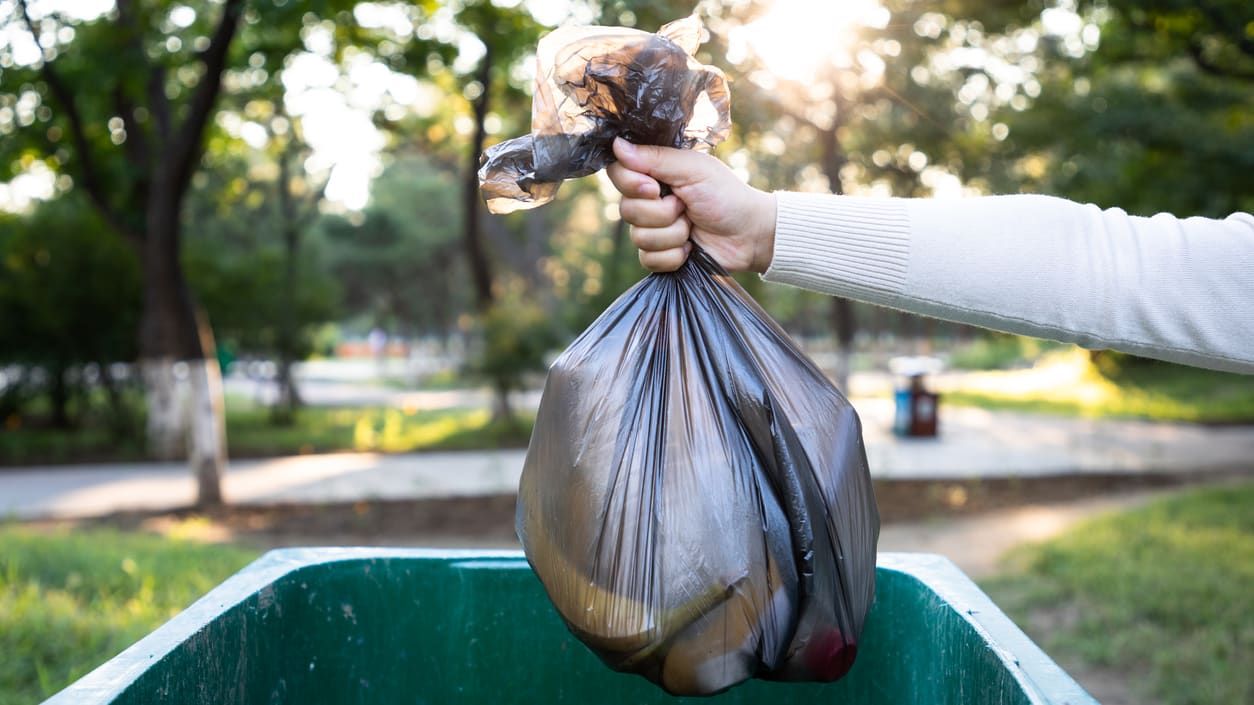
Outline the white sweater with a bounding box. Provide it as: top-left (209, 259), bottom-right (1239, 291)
top-left (763, 192), bottom-right (1254, 374)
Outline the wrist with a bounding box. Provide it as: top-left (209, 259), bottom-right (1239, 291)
top-left (750, 190), bottom-right (777, 274)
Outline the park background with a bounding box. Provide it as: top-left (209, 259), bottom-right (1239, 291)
top-left (1, 1), bottom-right (1251, 704)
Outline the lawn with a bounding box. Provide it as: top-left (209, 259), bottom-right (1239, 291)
top-left (0, 401), bottom-right (534, 466)
top-left (983, 482), bottom-right (1254, 705)
top-left (943, 349), bottom-right (1254, 423)
top-left (225, 403), bottom-right (534, 456)
top-left (0, 526), bottom-right (258, 705)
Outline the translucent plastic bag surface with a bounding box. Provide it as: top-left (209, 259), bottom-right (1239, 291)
top-left (518, 251), bottom-right (879, 695)
top-left (479, 14), bottom-right (730, 214)
top-left (482, 15), bottom-right (879, 697)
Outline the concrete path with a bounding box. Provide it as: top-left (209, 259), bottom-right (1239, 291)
top-left (1, 450), bottom-right (527, 520)
top-left (856, 398), bottom-right (1254, 477)
top-left (4, 398), bottom-right (1252, 519)
top-left (878, 489), bottom-right (1170, 578)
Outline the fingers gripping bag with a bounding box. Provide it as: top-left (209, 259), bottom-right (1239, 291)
top-left (478, 15), bottom-right (879, 697)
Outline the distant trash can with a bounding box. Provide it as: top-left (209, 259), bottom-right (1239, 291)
top-left (890, 356), bottom-right (942, 437)
top-left (44, 549), bottom-right (1098, 705)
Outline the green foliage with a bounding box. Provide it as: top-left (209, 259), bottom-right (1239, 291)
top-left (0, 526), bottom-right (257, 705)
top-left (985, 0), bottom-right (1253, 216)
top-left (316, 156), bottom-right (467, 334)
top-left (0, 0), bottom-right (369, 228)
top-left (1087, 349), bottom-right (1162, 379)
top-left (0, 197), bottom-right (140, 366)
top-left (184, 229), bottom-right (338, 360)
top-left (0, 196), bottom-right (142, 429)
top-left (468, 291), bottom-right (561, 397)
top-left (984, 482), bottom-right (1254, 705)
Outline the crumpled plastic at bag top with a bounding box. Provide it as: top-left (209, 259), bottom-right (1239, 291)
top-left (517, 249), bottom-right (880, 695)
top-left (478, 14), bottom-right (731, 214)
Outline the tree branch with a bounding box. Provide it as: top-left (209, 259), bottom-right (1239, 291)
top-left (15, 0), bottom-right (136, 242)
top-left (113, 86), bottom-right (151, 171)
top-left (297, 173), bottom-right (331, 228)
top-left (113, 0), bottom-right (170, 145)
top-left (1195, 2), bottom-right (1254, 59)
top-left (1186, 41), bottom-right (1254, 81)
top-left (147, 66), bottom-right (172, 141)
top-left (169, 0), bottom-right (245, 198)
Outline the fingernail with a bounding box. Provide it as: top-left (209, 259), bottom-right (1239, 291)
top-left (615, 137), bottom-right (636, 156)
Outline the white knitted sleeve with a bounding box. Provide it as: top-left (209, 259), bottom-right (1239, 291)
top-left (763, 191), bottom-right (1254, 374)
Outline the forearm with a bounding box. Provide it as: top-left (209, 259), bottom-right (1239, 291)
top-left (763, 192), bottom-right (1254, 374)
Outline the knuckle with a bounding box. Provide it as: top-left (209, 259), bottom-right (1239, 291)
top-left (618, 199), bottom-right (640, 223)
top-left (629, 226), bottom-right (659, 251)
top-left (639, 247), bottom-right (685, 272)
top-left (666, 195), bottom-right (686, 219)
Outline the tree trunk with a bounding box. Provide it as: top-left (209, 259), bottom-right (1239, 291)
top-left (820, 116), bottom-right (858, 391)
top-left (188, 307), bottom-right (226, 507)
top-left (98, 360), bottom-right (134, 440)
top-left (491, 381), bottom-right (513, 424)
top-left (830, 298), bottom-right (857, 392)
top-left (463, 52), bottom-right (511, 422)
top-left (463, 50), bottom-right (495, 312)
top-left (273, 140), bottom-right (302, 423)
top-left (48, 360), bottom-right (70, 429)
top-left (139, 190), bottom-right (225, 506)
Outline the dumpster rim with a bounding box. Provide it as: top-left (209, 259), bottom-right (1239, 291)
top-left (42, 549), bottom-right (1098, 705)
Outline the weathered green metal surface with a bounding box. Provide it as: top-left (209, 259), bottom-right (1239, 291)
top-left (45, 550), bottom-right (1098, 705)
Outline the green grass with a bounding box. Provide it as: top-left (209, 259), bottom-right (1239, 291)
top-left (945, 350), bottom-right (1254, 423)
top-left (0, 526), bottom-right (257, 705)
top-left (0, 401), bottom-right (534, 466)
top-left (983, 482), bottom-right (1254, 705)
top-left (372, 369), bottom-right (473, 391)
top-left (947, 335), bottom-right (1066, 370)
top-left (226, 404), bottom-right (534, 456)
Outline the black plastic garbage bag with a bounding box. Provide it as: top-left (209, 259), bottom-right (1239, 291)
top-left (480, 15), bottom-right (879, 696)
top-left (517, 250), bottom-right (879, 695)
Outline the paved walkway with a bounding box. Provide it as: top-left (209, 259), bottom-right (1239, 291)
top-left (878, 489), bottom-right (1172, 578)
top-left (4, 396), bottom-right (1252, 519)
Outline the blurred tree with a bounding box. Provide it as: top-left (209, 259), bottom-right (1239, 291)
top-left (270, 110), bottom-right (328, 418)
top-left (387, 0), bottom-right (549, 413)
top-left (0, 196), bottom-right (141, 433)
top-left (982, 0), bottom-right (1253, 217)
top-left (0, 0), bottom-right (395, 504)
top-left (318, 155), bottom-right (466, 341)
top-left (469, 286), bottom-right (560, 422)
top-left (182, 122), bottom-right (339, 424)
top-left (375, 0), bottom-right (543, 314)
top-left (701, 0), bottom-right (986, 383)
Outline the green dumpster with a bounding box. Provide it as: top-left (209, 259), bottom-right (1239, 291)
top-left (45, 549), bottom-right (1098, 705)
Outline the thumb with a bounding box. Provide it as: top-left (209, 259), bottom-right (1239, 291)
top-left (613, 138), bottom-right (716, 189)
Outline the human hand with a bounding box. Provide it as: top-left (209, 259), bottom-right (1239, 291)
top-left (607, 138), bottom-right (776, 273)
